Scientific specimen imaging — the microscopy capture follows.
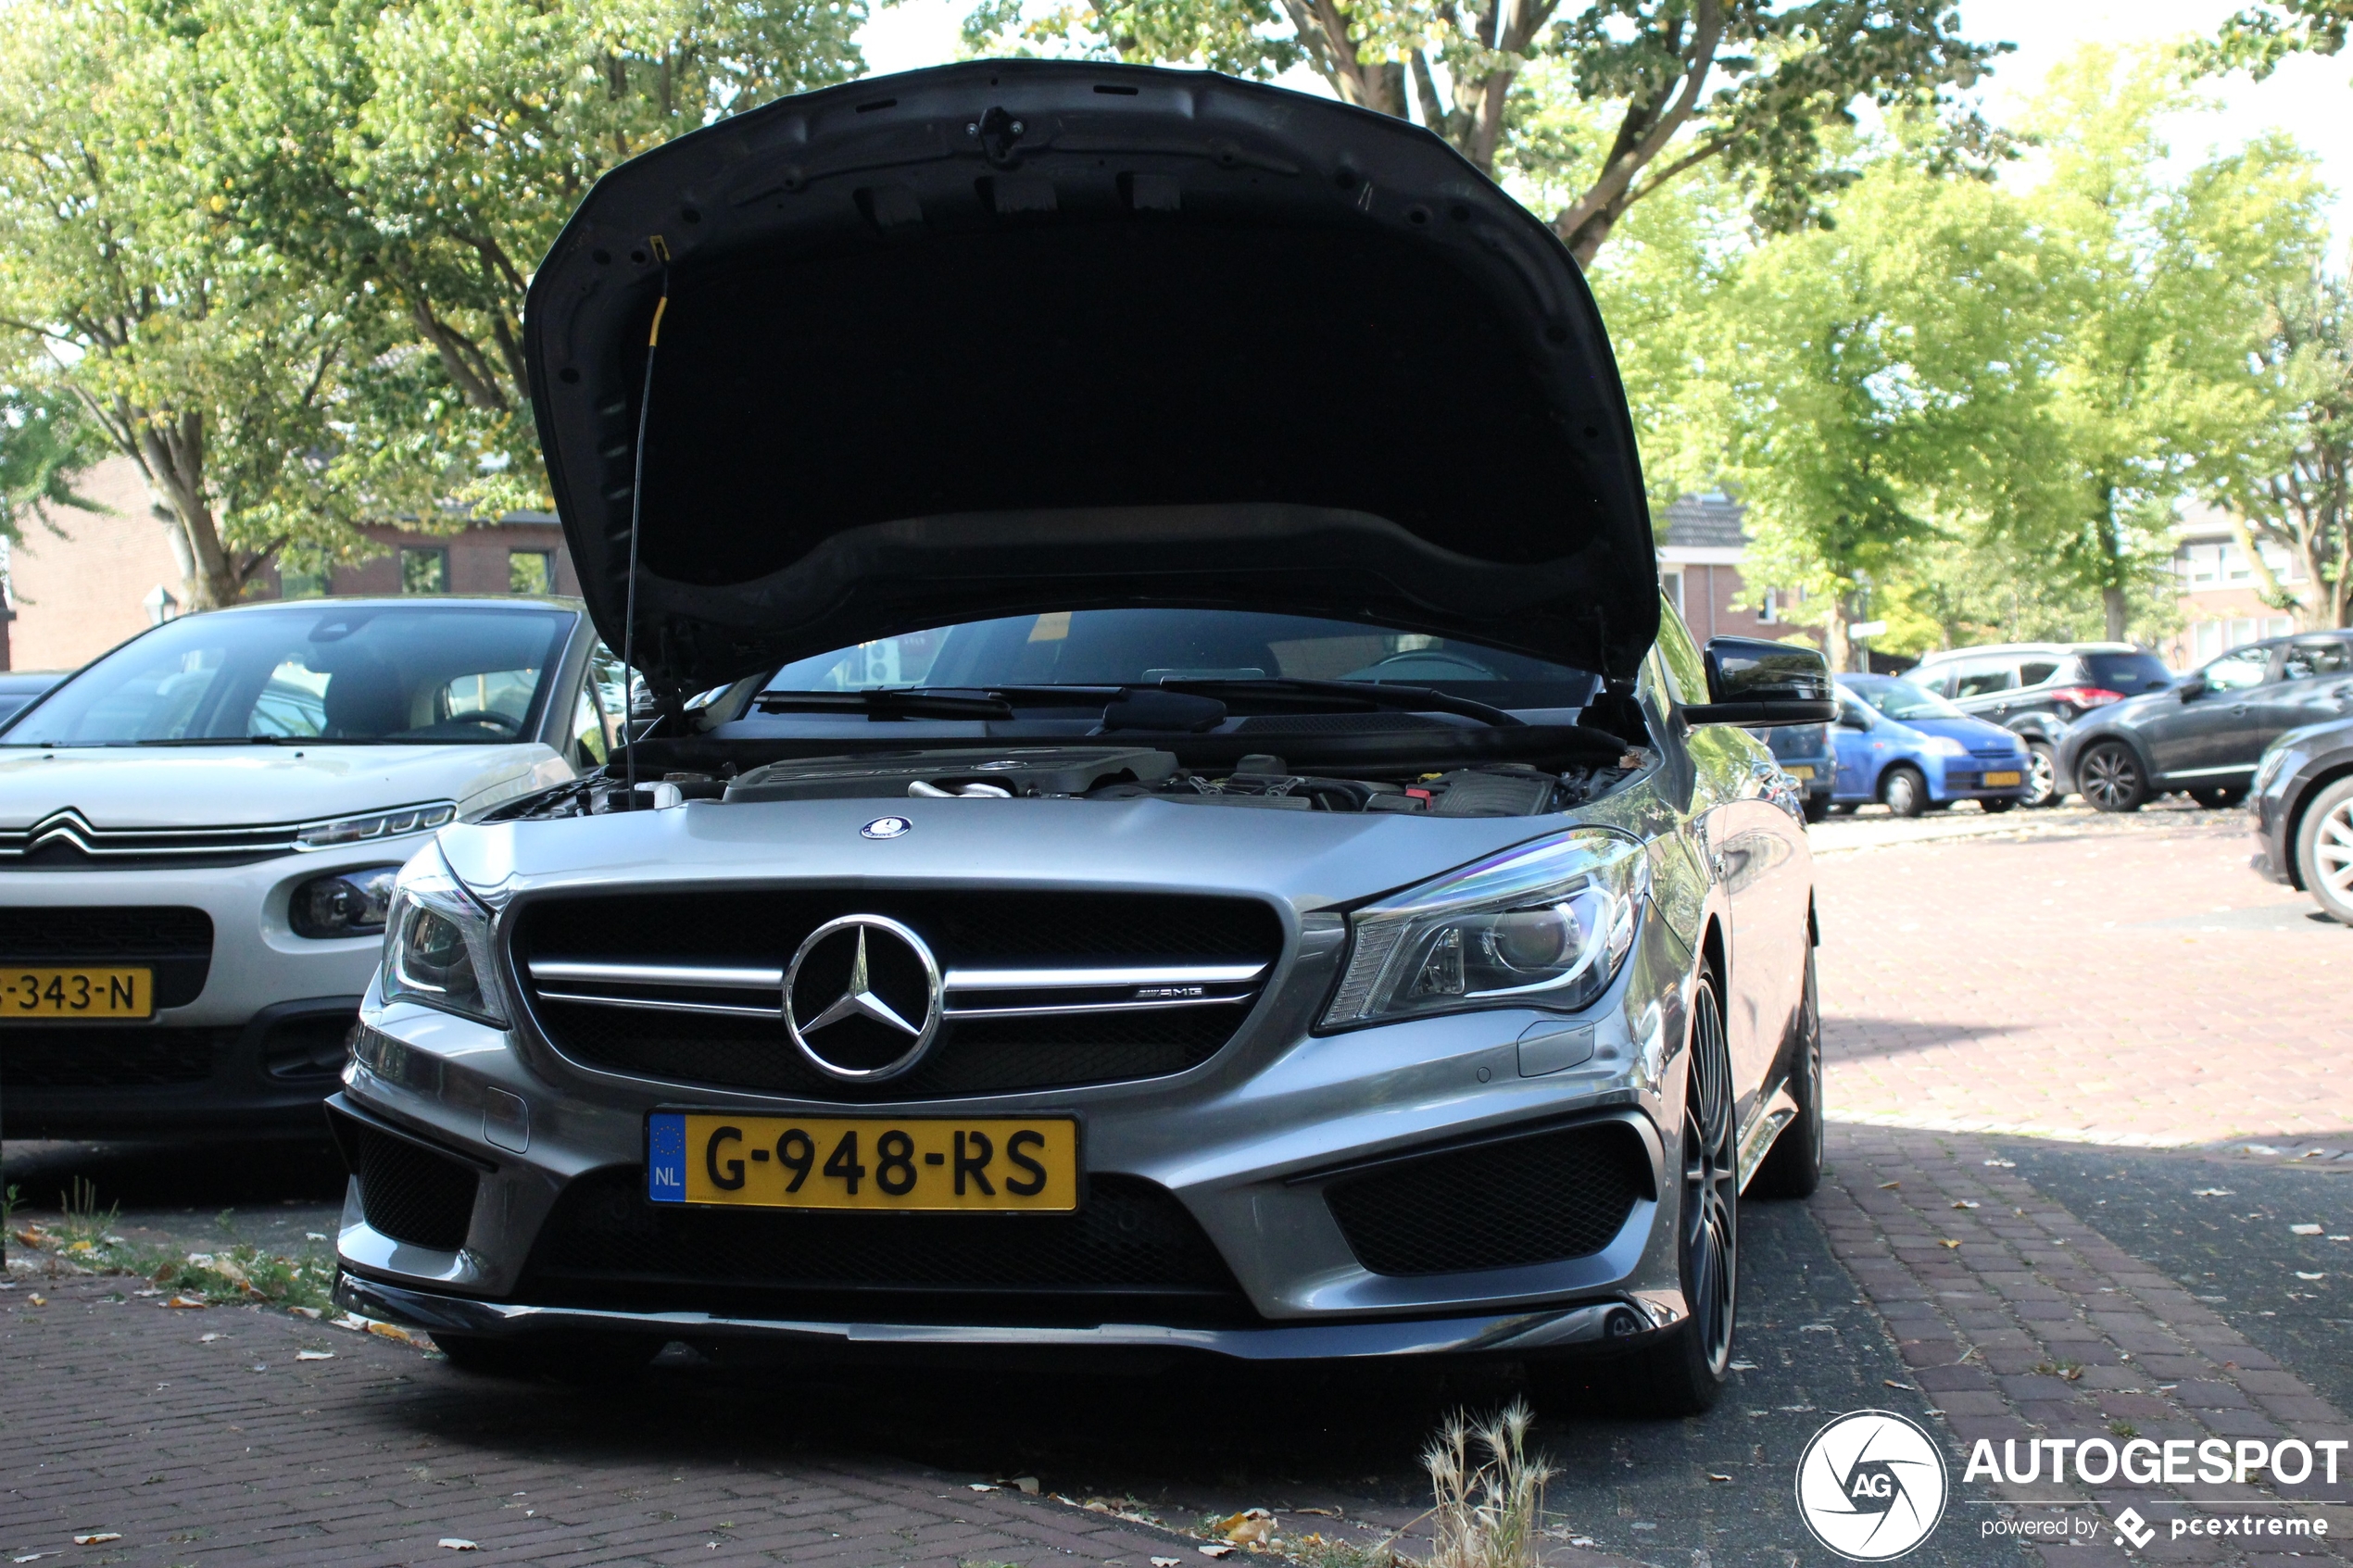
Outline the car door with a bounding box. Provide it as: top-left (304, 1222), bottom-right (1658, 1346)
top-left (1832, 695), bottom-right (1877, 797)
top-left (2271, 636), bottom-right (2353, 726)
top-left (1946, 657), bottom-right (2019, 723)
top-left (2140, 644), bottom-right (2273, 780)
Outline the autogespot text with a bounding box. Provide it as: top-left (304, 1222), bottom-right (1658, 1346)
top-left (1964, 1436), bottom-right (2347, 1486)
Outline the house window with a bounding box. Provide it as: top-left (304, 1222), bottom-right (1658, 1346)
top-left (2263, 615), bottom-right (2294, 639)
top-left (2223, 545), bottom-right (2252, 584)
top-left (509, 549), bottom-right (554, 595)
top-left (1758, 589), bottom-right (1779, 626)
top-left (2194, 620), bottom-right (2222, 661)
top-left (400, 547), bottom-right (449, 595)
top-left (2184, 544), bottom-right (2222, 587)
top-left (1660, 568), bottom-right (1684, 615)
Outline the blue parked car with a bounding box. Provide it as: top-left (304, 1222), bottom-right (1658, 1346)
top-left (1831, 674), bottom-right (2035, 817)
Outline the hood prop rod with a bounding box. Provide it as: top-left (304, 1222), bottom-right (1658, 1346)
top-left (622, 236), bottom-right (671, 801)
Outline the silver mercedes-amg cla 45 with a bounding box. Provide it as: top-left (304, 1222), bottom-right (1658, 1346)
top-left (329, 59), bottom-right (1832, 1416)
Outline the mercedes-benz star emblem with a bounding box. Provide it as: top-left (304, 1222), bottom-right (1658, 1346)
top-left (861, 815), bottom-right (912, 839)
top-left (783, 915), bottom-right (943, 1081)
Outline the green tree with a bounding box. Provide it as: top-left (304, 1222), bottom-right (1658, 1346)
top-left (199, 0), bottom-right (867, 518)
top-left (2204, 267), bottom-right (2353, 628)
top-left (969, 0), bottom-right (2009, 264)
top-left (0, 0), bottom-right (374, 608)
top-left (2018, 50), bottom-right (2330, 641)
top-left (2192, 0), bottom-right (2350, 79)
top-left (0, 387), bottom-right (107, 543)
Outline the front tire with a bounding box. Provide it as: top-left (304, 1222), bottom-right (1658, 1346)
top-left (1750, 948), bottom-right (1823, 1200)
top-left (2023, 741), bottom-right (2061, 808)
top-left (2296, 777), bottom-right (2353, 927)
top-left (2079, 743), bottom-right (2147, 813)
top-left (1539, 960), bottom-right (1738, 1419)
top-left (1882, 766), bottom-right (1928, 819)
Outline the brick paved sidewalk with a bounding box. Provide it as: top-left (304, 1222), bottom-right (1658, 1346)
top-left (0, 1282), bottom-right (1218, 1568)
top-left (1814, 812), bottom-right (2352, 1148)
top-left (1821, 1123), bottom-right (2353, 1565)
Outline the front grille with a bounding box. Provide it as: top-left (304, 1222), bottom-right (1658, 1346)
top-left (0, 906), bottom-right (214, 1008)
top-left (1325, 1122), bottom-right (1651, 1276)
top-left (0, 1026), bottom-right (229, 1088)
top-left (522, 1166), bottom-right (1254, 1325)
top-left (514, 890), bottom-right (1283, 1101)
top-left (0, 810), bottom-right (303, 870)
top-left (340, 1118), bottom-right (479, 1250)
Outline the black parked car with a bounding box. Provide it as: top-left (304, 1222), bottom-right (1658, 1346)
top-left (2250, 713), bottom-right (2353, 926)
top-left (2057, 633), bottom-right (2353, 812)
top-left (1909, 643), bottom-right (2174, 808)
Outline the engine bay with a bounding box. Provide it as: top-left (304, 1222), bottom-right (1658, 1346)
top-left (489, 745), bottom-right (1652, 822)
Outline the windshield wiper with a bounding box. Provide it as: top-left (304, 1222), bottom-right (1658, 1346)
top-left (1153, 677), bottom-right (1526, 729)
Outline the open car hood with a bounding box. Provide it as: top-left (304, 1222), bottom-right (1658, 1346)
top-left (525, 60), bottom-right (1658, 694)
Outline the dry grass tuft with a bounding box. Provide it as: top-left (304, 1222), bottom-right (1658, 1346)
top-left (1424, 1398), bottom-right (1554, 1568)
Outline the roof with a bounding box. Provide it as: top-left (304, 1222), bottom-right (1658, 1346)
top-left (1655, 494), bottom-right (1748, 551)
top-left (1913, 642), bottom-right (2145, 664)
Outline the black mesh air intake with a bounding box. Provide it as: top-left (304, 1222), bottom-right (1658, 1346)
top-left (0, 906), bottom-right (214, 1008)
top-left (522, 1167), bottom-right (1254, 1326)
top-left (338, 1115), bottom-right (479, 1251)
top-left (1325, 1122), bottom-right (1650, 1276)
top-left (0, 1026), bottom-right (227, 1088)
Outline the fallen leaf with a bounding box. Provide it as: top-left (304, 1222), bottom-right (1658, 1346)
top-left (2192, 1188), bottom-right (2234, 1197)
top-left (1951, 1200), bottom-right (1979, 1210)
top-left (1151, 1559), bottom-right (1182, 1566)
top-left (199, 1333), bottom-right (223, 1343)
top-left (1706, 1473), bottom-right (1733, 1483)
top-left (296, 1350), bottom-right (334, 1361)
top-left (966, 1483), bottom-right (998, 1492)
top-left (165, 1295), bottom-right (207, 1309)
top-left (364, 1321), bottom-right (419, 1345)
top-left (1982, 1160), bottom-right (2015, 1168)
top-left (2291, 1223), bottom-right (2322, 1236)
top-left (289, 1306), bottom-right (322, 1320)
top-left (66, 1239), bottom-right (94, 1255)
top-left (1728, 1360), bottom-right (1759, 1371)
top-left (1884, 1380), bottom-right (1913, 1389)
top-left (1569, 1537), bottom-right (1599, 1549)
top-left (2296, 1272), bottom-right (2325, 1282)
top-left (1198, 1549), bottom-right (1234, 1561)
top-left (1938, 1239), bottom-right (1961, 1248)
top-left (305, 1232), bottom-right (327, 1241)
top-left (1006, 1475), bottom-right (1039, 1495)
top-left (1219, 1509), bottom-right (1274, 1546)
top-left (437, 1539), bottom-right (479, 1551)
top-left (1878, 1181), bottom-right (1900, 1189)
top-left (25, 1294), bottom-right (45, 1307)
top-left (70, 1537), bottom-right (120, 1547)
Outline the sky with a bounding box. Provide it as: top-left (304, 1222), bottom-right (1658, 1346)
top-left (855, 0), bottom-right (2353, 241)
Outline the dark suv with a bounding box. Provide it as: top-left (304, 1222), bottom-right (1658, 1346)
top-left (1909, 643), bottom-right (2176, 807)
top-left (2057, 633), bottom-right (2353, 812)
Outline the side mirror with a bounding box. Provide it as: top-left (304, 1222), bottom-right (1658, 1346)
top-left (1837, 710), bottom-right (1869, 731)
top-left (2176, 675), bottom-right (2206, 701)
top-left (1687, 636), bottom-right (1837, 727)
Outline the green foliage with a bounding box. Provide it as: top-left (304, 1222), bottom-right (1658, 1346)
top-left (0, 386), bottom-right (107, 543)
top-left (2190, 0), bottom-right (2351, 81)
top-left (972, 1), bottom-right (2011, 262)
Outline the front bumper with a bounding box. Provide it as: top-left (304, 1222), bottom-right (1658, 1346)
top-left (333, 904), bottom-right (1698, 1355)
top-left (0, 847), bottom-right (418, 1134)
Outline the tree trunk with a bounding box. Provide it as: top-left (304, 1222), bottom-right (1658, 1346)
top-left (2097, 483), bottom-right (2130, 643)
top-left (129, 413), bottom-right (240, 610)
top-left (2102, 584), bottom-right (2129, 643)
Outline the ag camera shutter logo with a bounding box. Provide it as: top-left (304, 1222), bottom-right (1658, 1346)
top-left (1795, 1410), bottom-right (1950, 1561)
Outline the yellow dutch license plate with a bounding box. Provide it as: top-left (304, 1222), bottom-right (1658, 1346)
top-left (0, 967), bottom-right (152, 1021)
top-left (648, 1113), bottom-right (1080, 1212)
top-left (1784, 765), bottom-right (1816, 781)
top-left (1982, 771), bottom-right (2022, 787)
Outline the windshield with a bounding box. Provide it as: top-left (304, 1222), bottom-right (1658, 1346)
top-left (765, 609), bottom-right (1595, 699)
top-left (1849, 679), bottom-right (1964, 722)
top-left (2, 604), bottom-right (575, 747)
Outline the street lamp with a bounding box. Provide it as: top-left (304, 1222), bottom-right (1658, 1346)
top-left (143, 584), bottom-right (179, 626)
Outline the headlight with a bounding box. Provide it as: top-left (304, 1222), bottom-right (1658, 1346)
top-left (1927, 736), bottom-right (1969, 758)
top-left (379, 848), bottom-right (508, 1024)
top-left (289, 865), bottom-right (402, 938)
top-left (296, 801), bottom-right (458, 851)
top-left (1321, 829), bottom-right (1647, 1029)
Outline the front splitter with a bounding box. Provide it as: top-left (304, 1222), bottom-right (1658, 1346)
top-left (335, 1272), bottom-right (1682, 1361)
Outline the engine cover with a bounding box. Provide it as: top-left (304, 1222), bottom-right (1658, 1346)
top-left (724, 747), bottom-right (1182, 803)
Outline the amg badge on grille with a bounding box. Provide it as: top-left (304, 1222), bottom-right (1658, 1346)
top-left (783, 915), bottom-right (943, 1081)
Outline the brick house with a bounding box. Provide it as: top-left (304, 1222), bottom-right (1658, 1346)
top-left (1655, 492), bottom-right (1806, 645)
top-left (1, 455), bottom-right (578, 672)
top-left (2160, 504), bottom-right (2307, 671)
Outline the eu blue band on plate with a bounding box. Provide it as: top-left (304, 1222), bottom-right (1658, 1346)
top-left (647, 1113), bottom-right (686, 1203)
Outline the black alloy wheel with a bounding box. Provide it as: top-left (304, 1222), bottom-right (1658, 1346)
top-left (2295, 776), bottom-right (2353, 927)
top-left (2079, 743), bottom-right (2147, 813)
top-left (1881, 765), bottom-right (1928, 819)
top-left (2024, 741), bottom-right (2061, 808)
top-left (1749, 947), bottom-right (1823, 1199)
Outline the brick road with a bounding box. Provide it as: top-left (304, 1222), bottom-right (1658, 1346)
top-left (6, 807), bottom-right (2351, 1565)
